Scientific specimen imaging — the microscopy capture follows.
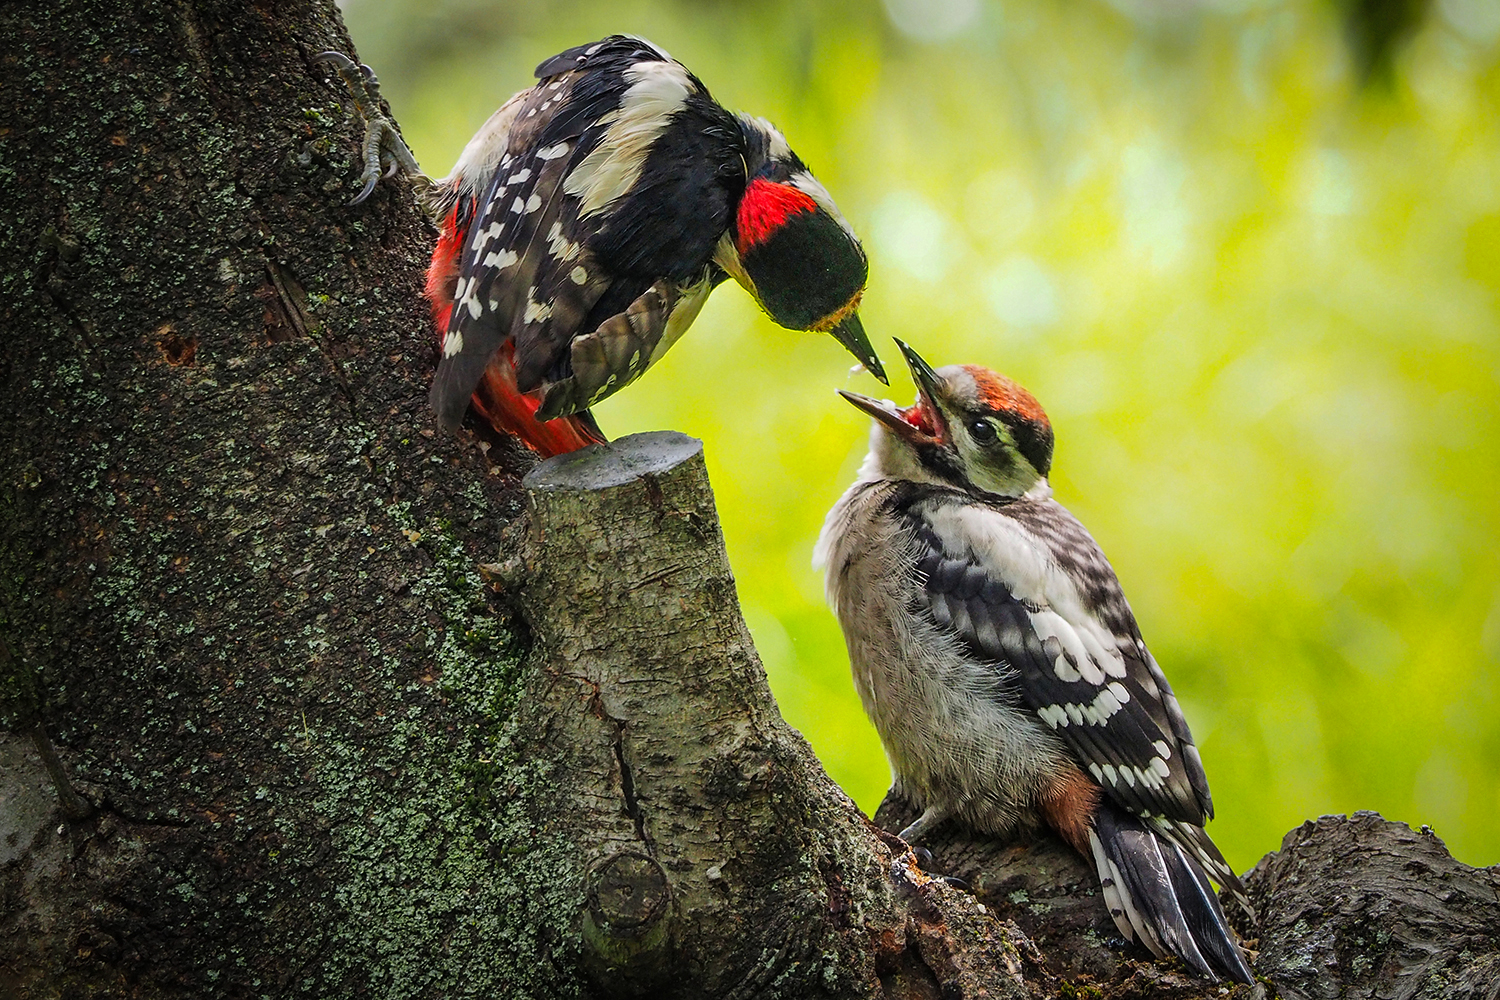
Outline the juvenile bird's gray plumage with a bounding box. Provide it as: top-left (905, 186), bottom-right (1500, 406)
top-left (816, 340), bottom-right (1254, 984)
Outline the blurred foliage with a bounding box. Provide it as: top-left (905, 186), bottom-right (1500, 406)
top-left (341, 0), bottom-right (1500, 869)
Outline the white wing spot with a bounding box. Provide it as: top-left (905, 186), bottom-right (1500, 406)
top-left (512, 167), bottom-right (532, 183)
top-left (1149, 756), bottom-right (1170, 779)
top-left (1038, 704), bottom-right (1068, 729)
top-left (546, 221), bottom-right (580, 261)
top-left (537, 142), bottom-right (570, 160)
top-left (510, 196), bottom-right (526, 213)
top-left (1101, 764), bottom-right (1119, 786)
top-left (1152, 740), bottom-right (1172, 760)
top-left (1053, 655), bottom-right (1082, 683)
top-left (1088, 762), bottom-right (1104, 782)
top-left (452, 275), bottom-right (475, 310)
top-left (472, 221), bottom-right (503, 250)
top-left (525, 193), bottom-right (542, 213)
top-left (569, 266), bottom-right (588, 284)
top-left (483, 249), bottom-right (520, 270)
top-left (442, 330), bottom-right (463, 357)
top-left (524, 296), bottom-right (554, 324)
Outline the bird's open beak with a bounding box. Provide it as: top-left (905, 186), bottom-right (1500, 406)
top-left (837, 338), bottom-right (946, 444)
top-left (829, 313), bottom-right (888, 385)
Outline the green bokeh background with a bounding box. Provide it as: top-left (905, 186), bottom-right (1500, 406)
top-left (341, 0), bottom-right (1500, 870)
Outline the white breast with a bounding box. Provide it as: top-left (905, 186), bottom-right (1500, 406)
top-left (816, 480), bottom-right (1073, 836)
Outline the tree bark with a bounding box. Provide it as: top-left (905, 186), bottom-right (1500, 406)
top-left (2, 3), bottom-right (1496, 999)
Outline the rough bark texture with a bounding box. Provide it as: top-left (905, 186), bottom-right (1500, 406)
top-left (2, 2), bottom-right (1498, 998)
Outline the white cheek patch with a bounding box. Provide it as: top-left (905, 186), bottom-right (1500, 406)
top-left (741, 115), bottom-right (792, 160)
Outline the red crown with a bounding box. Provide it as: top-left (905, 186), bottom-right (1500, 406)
top-left (962, 366), bottom-right (1051, 428)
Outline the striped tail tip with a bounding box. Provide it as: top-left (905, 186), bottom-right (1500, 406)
top-left (1088, 807), bottom-right (1254, 984)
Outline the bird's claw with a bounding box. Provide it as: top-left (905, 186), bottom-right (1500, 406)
top-left (315, 50), bottom-right (422, 205)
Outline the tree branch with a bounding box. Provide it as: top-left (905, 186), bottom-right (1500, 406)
top-left (2, 1), bottom-right (1495, 996)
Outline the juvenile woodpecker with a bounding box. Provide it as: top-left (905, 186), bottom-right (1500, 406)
top-left (815, 341), bottom-right (1254, 984)
top-left (317, 37), bottom-right (885, 456)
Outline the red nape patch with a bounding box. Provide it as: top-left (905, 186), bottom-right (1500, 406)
top-left (962, 365), bottom-right (1051, 428)
top-left (736, 179), bottom-right (819, 255)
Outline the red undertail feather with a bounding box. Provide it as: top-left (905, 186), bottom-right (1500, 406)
top-left (471, 342), bottom-right (604, 458)
top-left (425, 195), bottom-right (603, 458)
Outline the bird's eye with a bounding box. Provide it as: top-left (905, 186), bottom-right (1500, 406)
top-left (968, 419), bottom-right (998, 444)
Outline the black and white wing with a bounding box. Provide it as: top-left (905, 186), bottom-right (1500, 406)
top-left (430, 35), bottom-right (744, 428)
top-left (897, 486), bottom-right (1253, 975)
top-left (902, 490), bottom-right (1214, 827)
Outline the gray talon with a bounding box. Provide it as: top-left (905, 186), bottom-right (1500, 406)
top-left (316, 50), bottom-right (423, 206)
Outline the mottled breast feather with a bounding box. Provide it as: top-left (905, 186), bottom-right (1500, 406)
top-left (888, 483), bottom-right (1215, 826)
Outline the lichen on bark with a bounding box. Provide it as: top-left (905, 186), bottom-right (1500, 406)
top-left (4, 3), bottom-right (1497, 998)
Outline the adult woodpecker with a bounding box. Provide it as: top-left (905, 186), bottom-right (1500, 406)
top-left (316, 37), bottom-right (885, 456)
top-left (815, 341), bottom-right (1254, 984)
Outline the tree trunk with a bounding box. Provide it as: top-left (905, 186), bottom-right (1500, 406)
top-left (2, 3), bottom-right (1495, 998)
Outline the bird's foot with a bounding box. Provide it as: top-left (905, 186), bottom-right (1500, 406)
top-left (314, 51), bottom-right (427, 205)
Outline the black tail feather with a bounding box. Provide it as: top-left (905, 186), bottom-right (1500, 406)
top-left (1157, 830), bottom-right (1256, 983)
top-left (1089, 807), bottom-right (1254, 984)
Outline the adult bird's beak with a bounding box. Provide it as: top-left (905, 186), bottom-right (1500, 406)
top-left (829, 313), bottom-right (888, 384)
top-left (837, 338), bottom-right (947, 445)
